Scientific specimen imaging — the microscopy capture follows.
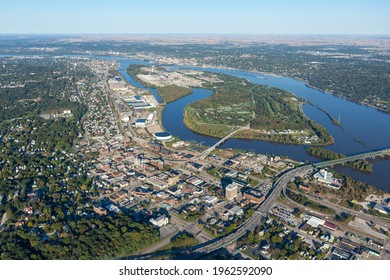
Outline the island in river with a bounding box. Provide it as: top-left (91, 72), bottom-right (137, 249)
top-left (127, 64), bottom-right (333, 146)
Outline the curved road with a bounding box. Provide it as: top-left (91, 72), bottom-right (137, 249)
top-left (128, 164), bottom-right (312, 258)
top-left (128, 149), bottom-right (390, 259)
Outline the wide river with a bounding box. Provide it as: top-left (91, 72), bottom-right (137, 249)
top-left (83, 56), bottom-right (390, 191)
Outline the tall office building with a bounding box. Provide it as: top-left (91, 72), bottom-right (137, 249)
top-left (225, 183), bottom-right (238, 200)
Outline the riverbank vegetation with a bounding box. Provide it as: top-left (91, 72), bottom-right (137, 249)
top-left (0, 215), bottom-right (159, 259)
top-left (327, 173), bottom-right (382, 210)
top-left (158, 85), bottom-right (192, 103)
top-left (126, 64), bottom-right (157, 88)
top-left (292, 171), bottom-right (383, 211)
top-left (306, 147), bottom-right (373, 172)
top-left (184, 73), bottom-right (333, 145)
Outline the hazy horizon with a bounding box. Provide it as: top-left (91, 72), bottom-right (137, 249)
top-left (1, 0), bottom-right (389, 35)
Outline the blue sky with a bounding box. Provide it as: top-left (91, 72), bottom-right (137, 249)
top-left (0, 0), bottom-right (389, 34)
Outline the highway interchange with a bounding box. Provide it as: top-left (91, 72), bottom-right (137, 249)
top-left (126, 148), bottom-right (390, 259)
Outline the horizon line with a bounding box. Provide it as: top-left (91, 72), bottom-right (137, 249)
top-left (0, 33), bottom-right (390, 37)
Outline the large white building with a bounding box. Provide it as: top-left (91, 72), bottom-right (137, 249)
top-left (134, 119), bottom-right (147, 128)
top-left (313, 169), bottom-right (341, 188)
top-left (374, 203), bottom-right (390, 215)
top-left (203, 195), bottom-right (218, 204)
top-left (150, 214), bottom-right (169, 227)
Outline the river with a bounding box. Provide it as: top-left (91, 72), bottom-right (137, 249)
top-left (114, 57), bottom-right (390, 191)
top-left (4, 54), bottom-right (386, 190)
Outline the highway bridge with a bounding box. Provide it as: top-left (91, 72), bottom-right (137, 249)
top-left (313, 148), bottom-right (390, 168)
top-left (128, 148), bottom-right (390, 259)
top-left (193, 148), bottom-right (390, 253)
top-left (198, 126), bottom-right (249, 160)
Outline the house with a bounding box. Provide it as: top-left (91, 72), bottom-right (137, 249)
top-left (109, 189), bottom-right (128, 203)
top-left (154, 191), bottom-right (170, 199)
top-left (23, 207), bottom-right (33, 215)
top-left (93, 206), bottom-right (108, 216)
top-left (186, 176), bottom-right (203, 187)
top-left (147, 176), bottom-right (169, 190)
top-left (105, 204), bottom-right (121, 214)
top-left (150, 215), bottom-right (169, 227)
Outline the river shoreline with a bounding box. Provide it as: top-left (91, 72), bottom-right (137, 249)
top-left (111, 55), bottom-right (390, 190)
top-left (134, 54), bottom-right (389, 116)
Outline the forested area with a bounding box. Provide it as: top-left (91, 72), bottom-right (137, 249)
top-left (0, 215), bottom-right (158, 259)
top-left (157, 85), bottom-right (192, 103)
top-left (184, 73), bottom-right (333, 144)
top-left (306, 147), bottom-right (372, 172)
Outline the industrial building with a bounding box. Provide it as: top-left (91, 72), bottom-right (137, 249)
top-left (134, 118), bottom-right (148, 128)
top-left (154, 131), bottom-right (173, 141)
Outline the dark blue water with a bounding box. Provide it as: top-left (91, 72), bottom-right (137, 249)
top-left (172, 66), bottom-right (390, 153)
top-left (116, 58), bottom-right (164, 104)
top-left (5, 54), bottom-right (388, 189)
top-left (162, 88), bottom-right (214, 142)
top-left (95, 57), bottom-right (390, 191)
top-left (161, 66), bottom-right (390, 190)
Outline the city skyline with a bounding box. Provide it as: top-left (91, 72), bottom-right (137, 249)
top-left (1, 0), bottom-right (389, 35)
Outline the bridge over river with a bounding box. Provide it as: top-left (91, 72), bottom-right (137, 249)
top-left (313, 148), bottom-right (390, 168)
top-left (198, 126), bottom-right (249, 160)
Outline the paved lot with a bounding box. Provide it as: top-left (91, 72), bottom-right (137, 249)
top-left (160, 224), bottom-right (177, 239)
top-left (348, 217), bottom-right (387, 240)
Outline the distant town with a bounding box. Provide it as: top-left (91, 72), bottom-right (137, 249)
top-left (0, 36), bottom-right (389, 260)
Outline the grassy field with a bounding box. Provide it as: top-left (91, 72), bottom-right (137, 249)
top-left (183, 73), bottom-right (333, 145)
top-left (159, 234), bottom-right (198, 251)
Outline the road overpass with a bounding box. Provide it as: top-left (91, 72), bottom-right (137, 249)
top-left (128, 148), bottom-right (390, 259)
